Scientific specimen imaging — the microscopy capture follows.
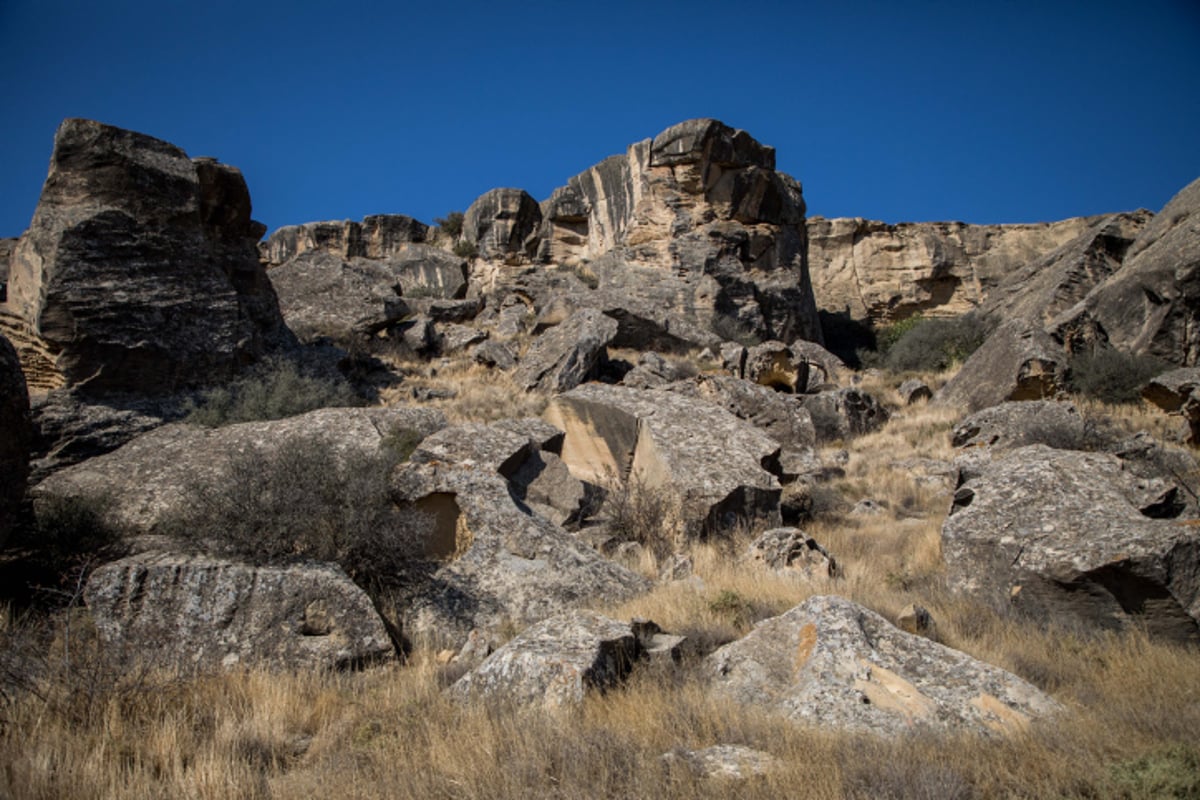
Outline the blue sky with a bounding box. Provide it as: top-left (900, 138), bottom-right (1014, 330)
top-left (1, 0), bottom-right (1198, 238)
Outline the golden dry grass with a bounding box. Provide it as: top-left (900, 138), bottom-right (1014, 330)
top-left (4, 367), bottom-right (1199, 799)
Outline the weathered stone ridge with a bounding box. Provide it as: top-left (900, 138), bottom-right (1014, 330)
top-left (806, 213), bottom-right (1146, 324)
top-left (259, 214), bottom-right (429, 265)
top-left (2, 118), bottom-right (294, 396)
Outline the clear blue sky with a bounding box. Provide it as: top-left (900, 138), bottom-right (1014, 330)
top-left (2, 0), bottom-right (1198, 239)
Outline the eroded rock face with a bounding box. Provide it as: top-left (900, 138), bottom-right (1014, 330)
top-left (807, 213), bottom-right (1111, 324)
top-left (464, 188), bottom-right (543, 264)
top-left (744, 527), bottom-right (836, 578)
top-left (267, 245), bottom-right (467, 341)
top-left (935, 319), bottom-right (1066, 413)
top-left (85, 552), bottom-right (395, 671)
top-left (513, 308), bottom-right (618, 393)
top-left (798, 388), bottom-right (889, 442)
top-left (979, 212), bottom-right (1151, 326)
top-left (521, 119), bottom-right (821, 346)
top-left (1053, 177), bottom-right (1200, 366)
top-left (942, 445), bottom-right (1200, 643)
top-left (1, 119), bottom-right (294, 396)
top-left (544, 384), bottom-right (782, 537)
top-left (0, 332), bottom-right (31, 545)
top-left (1143, 367), bottom-right (1200, 444)
top-left (259, 214), bottom-right (429, 264)
top-left (34, 406), bottom-right (446, 538)
top-left (708, 595), bottom-right (1058, 736)
top-left (391, 460), bottom-right (650, 648)
top-left (448, 611), bottom-right (649, 709)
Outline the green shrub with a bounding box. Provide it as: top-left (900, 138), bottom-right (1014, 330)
top-left (880, 314), bottom-right (989, 373)
top-left (184, 358), bottom-right (362, 427)
top-left (1066, 347), bottom-right (1172, 405)
top-left (1109, 745), bottom-right (1200, 799)
top-left (170, 433), bottom-right (430, 591)
top-left (434, 211), bottom-right (464, 239)
top-left (452, 239), bottom-right (479, 260)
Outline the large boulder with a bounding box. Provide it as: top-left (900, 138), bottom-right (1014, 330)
top-left (935, 318), bottom-right (1066, 413)
top-left (1, 119), bottom-right (294, 396)
top-left (513, 308), bottom-right (618, 393)
top-left (0, 332), bottom-right (31, 545)
top-left (448, 611), bottom-right (658, 709)
top-left (33, 406), bottom-right (446, 538)
top-left (798, 388), bottom-right (889, 442)
top-left (942, 445), bottom-right (1200, 643)
top-left (664, 374), bottom-right (816, 479)
top-left (951, 400), bottom-right (1087, 451)
top-left (1142, 367), bottom-right (1200, 444)
top-left (1053, 177), bottom-right (1200, 366)
top-left (85, 552), bottom-right (395, 671)
top-left (390, 460), bottom-right (650, 648)
top-left (708, 595), bottom-right (1058, 736)
top-left (544, 384), bottom-right (782, 537)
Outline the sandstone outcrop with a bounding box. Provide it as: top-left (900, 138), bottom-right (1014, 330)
top-left (935, 318), bottom-right (1066, 412)
top-left (661, 745), bottom-right (779, 781)
top-left (464, 188), bottom-right (542, 264)
top-left (259, 214), bottom-right (428, 264)
top-left (807, 213), bottom-right (1113, 324)
top-left (265, 245), bottom-right (467, 341)
top-left (34, 406), bottom-right (445, 538)
top-left (978, 212), bottom-right (1151, 326)
top-left (544, 384), bottom-right (782, 537)
top-left (1053, 177), bottom-right (1200, 366)
top-left (942, 445), bottom-right (1200, 643)
top-left (708, 595), bottom-right (1058, 736)
top-left (448, 611), bottom-right (666, 709)
top-left (0, 332), bottom-right (31, 545)
top-left (85, 552), bottom-right (395, 671)
top-left (1143, 367), bottom-right (1200, 444)
top-left (1, 119), bottom-right (294, 396)
top-left (483, 119), bottom-right (822, 347)
top-left (390, 460), bottom-right (650, 648)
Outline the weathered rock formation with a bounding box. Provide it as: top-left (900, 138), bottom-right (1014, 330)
top-left (544, 384), bottom-right (783, 537)
top-left (513, 308), bottom-right (618, 393)
top-left (708, 595), bottom-right (1058, 736)
top-left (935, 319), bottom-right (1066, 412)
top-left (259, 214), bottom-right (429, 264)
top-left (744, 527), bottom-right (837, 579)
top-left (391, 459), bottom-right (649, 648)
top-left (85, 552), bottom-right (395, 671)
top-left (1, 119), bottom-right (294, 396)
top-left (0, 332), bottom-right (31, 545)
top-left (474, 119), bottom-right (821, 348)
top-left (34, 406), bottom-right (445, 538)
top-left (951, 400), bottom-right (1086, 451)
top-left (448, 611), bottom-right (669, 709)
top-left (464, 188), bottom-right (542, 264)
top-left (1053, 177), bottom-right (1200, 366)
top-left (1143, 367), bottom-right (1200, 444)
top-left (806, 212), bottom-right (1132, 324)
top-left (942, 445), bottom-right (1200, 643)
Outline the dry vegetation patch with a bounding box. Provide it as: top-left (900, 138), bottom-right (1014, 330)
top-left (5, 367), bottom-right (1200, 798)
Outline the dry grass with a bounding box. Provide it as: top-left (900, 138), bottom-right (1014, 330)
top-left (379, 360), bottom-right (548, 423)
top-left (4, 367), bottom-right (1200, 799)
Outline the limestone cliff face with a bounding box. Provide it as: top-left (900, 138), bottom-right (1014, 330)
top-left (479, 119), bottom-right (822, 347)
top-left (806, 213), bottom-right (1148, 324)
top-left (1, 119), bottom-right (294, 396)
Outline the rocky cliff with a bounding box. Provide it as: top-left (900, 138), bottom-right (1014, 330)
top-left (1, 119), bottom-right (294, 396)
top-left (807, 212), bottom-right (1151, 324)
